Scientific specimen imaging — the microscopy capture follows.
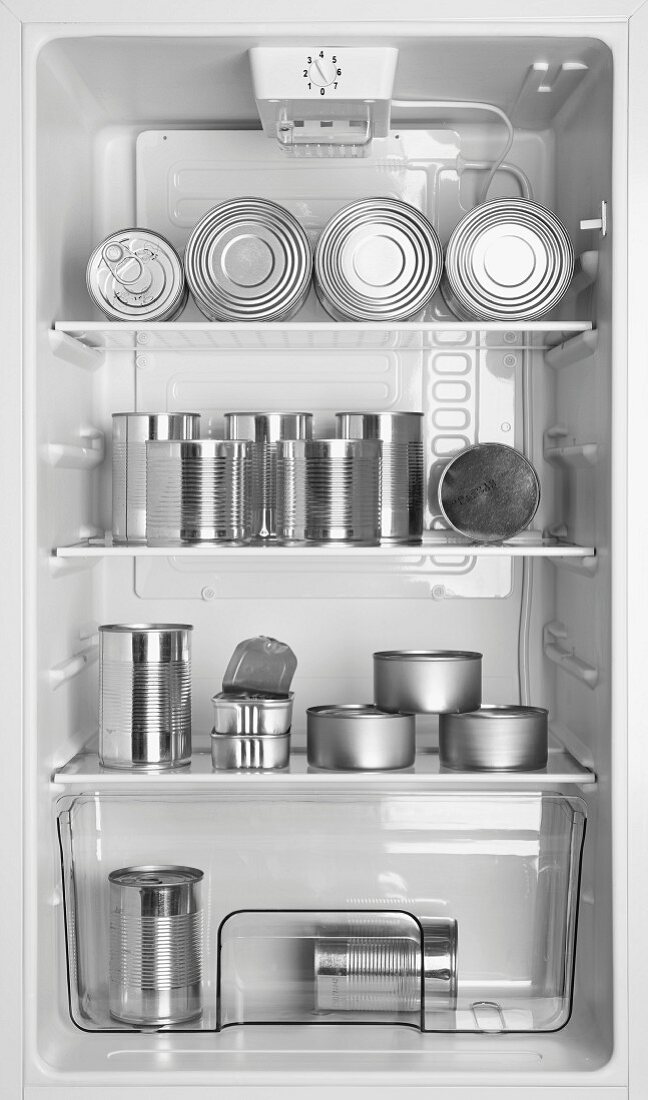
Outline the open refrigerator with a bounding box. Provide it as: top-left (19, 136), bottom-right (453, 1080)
top-left (3, 1), bottom-right (648, 1096)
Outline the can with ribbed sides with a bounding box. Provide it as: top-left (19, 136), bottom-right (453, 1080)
top-left (109, 865), bottom-right (203, 1027)
top-left (184, 198), bottom-right (312, 322)
top-left (335, 412), bottom-right (424, 543)
top-left (315, 198), bottom-right (443, 321)
top-left (224, 412), bottom-right (313, 538)
top-left (441, 198), bottom-right (574, 321)
top-left (99, 624), bottom-right (193, 771)
top-left (112, 413), bottom-right (200, 544)
top-left (304, 438), bottom-right (382, 545)
top-left (87, 229), bottom-right (187, 322)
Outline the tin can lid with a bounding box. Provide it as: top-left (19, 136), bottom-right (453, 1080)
top-left (109, 865), bottom-right (203, 888)
top-left (222, 636), bottom-right (297, 696)
top-left (439, 443), bottom-right (540, 543)
top-left (307, 703), bottom-right (415, 720)
top-left (87, 229), bottom-right (186, 322)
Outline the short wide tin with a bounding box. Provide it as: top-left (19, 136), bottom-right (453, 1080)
top-left (374, 650), bottom-right (482, 715)
top-left (211, 692), bottom-right (294, 736)
top-left (439, 705), bottom-right (549, 771)
top-left (210, 731), bottom-right (291, 770)
top-left (307, 704), bottom-right (415, 770)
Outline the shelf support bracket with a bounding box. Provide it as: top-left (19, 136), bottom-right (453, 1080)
top-left (543, 621), bottom-right (599, 689)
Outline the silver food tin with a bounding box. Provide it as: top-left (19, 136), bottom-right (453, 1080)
top-left (442, 198), bottom-right (574, 321)
top-left (314, 915), bottom-right (457, 1019)
top-left (210, 730), bottom-right (291, 770)
top-left (222, 635), bottom-right (297, 697)
top-left (374, 650), bottom-right (482, 715)
top-left (224, 412), bottom-right (313, 538)
top-left (146, 439), bottom-right (253, 544)
top-left (112, 413), bottom-right (200, 544)
top-left (305, 439), bottom-right (382, 545)
top-left (439, 705), bottom-right (549, 771)
top-left (99, 624), bottom-right (193, 771)
top-left (307, 704), bottom-right (415, 770)
top-left (212, 692), bottom-right (294, 735)
top-left (87, 229), bottom-right (187, 322)
top-left (184, 198), bottom-right (312, 322)
top-left (275, 439), bottom-right (308, 543)
top-left (335, 412), bottom-right (424, 543)
top-left (109, 865), bottom-right (203, 1027)
top-left (438, 443), bottom-right (540, 543)
top-left (315, 198), bottom-right (443, 321)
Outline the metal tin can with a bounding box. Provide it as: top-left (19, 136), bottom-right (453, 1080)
top-left (307, 704), bottom-right (415, 770)
top-left (112, 413), bottom-right (200, 544)
top-left (184, 198), bottom-right (312, 322)
top-left (87, 229), bottom-right (187, 322)
top-left (373, 650), bottom-right (482, 715)
top-left (439, 705), bottom-right (548, 771)
top-left (210, 730), bottom-right (291, 770)
top-left (212, 692), bottom-right (294, 736)
top-left (438, 443), bottom-right (540, 543)
top-left (275, 439), bottom-right (308, 543)
top-left (109, 865), bottom-right (203, 1027)
top-left (441, 199), bottom-right (574, 321)
top-left (304, 439), bottom-right (382, 545)
top-left (314, 915), bottom-right (457, 1020)
top-left (224, 412), bottom-right (313, 538)
top-left (335, 412), bottom-right (424, 543)
top-left (315, 198), bottom-right (443, 321)
top-left (146, 440), bottom-right (253, 544)
top-left (99, 624), bottom-right (193, 770)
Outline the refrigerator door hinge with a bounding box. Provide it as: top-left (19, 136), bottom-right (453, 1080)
top-left (580, 200), bottom-right (607, 237)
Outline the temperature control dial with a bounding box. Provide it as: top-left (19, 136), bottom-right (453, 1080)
top-left (303, 50), bottom-right (342, 94)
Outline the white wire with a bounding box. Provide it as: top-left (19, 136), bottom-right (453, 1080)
top-left (391, 99), bottom-right (515, 202)
top-left (461, 160), bottom-right (531, 200)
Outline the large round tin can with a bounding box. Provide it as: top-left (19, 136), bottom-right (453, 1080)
top-left (146, 439), bottom-right (253, 543)
top-left (315, 198), bottom-right (443, 321)
top-left (112, 413), bottom-right (200, 544)
top-left (99, 624), bottom-right (193, 770)
top-left (307, 704), bottom-right (415, 770)
top-left (442, 199), bottom-right (574, 321)
top-left (439, 705), bottom-right (548, 771)
top-left (335, 412), bottom-right (424, 543)
top-left (224, 412), bottom-right (313, 538)
top-left (87, 229), bottom-right (187, 322)
top-left (438, 443), bottom-right (540, 543)
top-left (109, 865), bottom-right (203, 1026)
top-left (374, 650), bottom-right (482, 715)
top-left (184, 198), bottom-right (312, 322)
top-left (304, 438), bottom-right (382, 544)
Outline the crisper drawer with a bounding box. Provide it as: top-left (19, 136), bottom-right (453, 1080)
top-left (57, 792), bottom-right (585, 1035)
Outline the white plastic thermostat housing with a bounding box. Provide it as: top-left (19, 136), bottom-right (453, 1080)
top-left (249, 47), bottom-right (399, 155)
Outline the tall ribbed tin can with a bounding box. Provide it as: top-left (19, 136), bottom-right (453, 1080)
top-left (304, 439), bottom-right (382, 544)
top-left (112, 413), bottom-right (200, 544)
top-left (275, 439), bottom-right (308, 543)
top-left (224, 412), bottom-right (313, 538)
top-left (99, 624), bottom-right (193, 770)
top-left (441, 198), bottom-right (574, 321)
top-left (184, 198), bottom-right (312, 322)
top-left (146, 440), bottom-right (253, 543)
top-left (335, 412), bottom-right (424, 543)
top-left (109, 865), bottom-right (203, 1027)
top-left (315, 199), bottom-right (443, 321)
top-left (87, 229), bottom-right (187, 322)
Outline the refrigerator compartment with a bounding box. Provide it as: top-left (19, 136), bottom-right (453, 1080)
top-left (57, 791), bottom-right (585, 1034)
top-left (217, 909), bottom-right (456, 1030)
top-left (306, 704), bottom-right (416, 770)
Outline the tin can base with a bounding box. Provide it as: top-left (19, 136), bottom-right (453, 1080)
top-left (99, 758), bottom-right (192, 772)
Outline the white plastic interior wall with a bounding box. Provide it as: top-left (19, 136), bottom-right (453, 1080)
top-left (24, 25), bottom-right (623, 1091)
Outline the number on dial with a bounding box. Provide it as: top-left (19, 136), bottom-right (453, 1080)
top-left (304, 50), bottom-right (341, 93)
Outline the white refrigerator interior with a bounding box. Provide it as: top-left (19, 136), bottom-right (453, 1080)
top-left (8, 7), bottom-right (634, 1097)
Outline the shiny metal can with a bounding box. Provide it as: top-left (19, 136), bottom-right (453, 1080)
top-left (184, 198), bottom-right (312, 322)
top-left (315, 198), bottom-right (443, 321)
top-left (304, 438), bottom-right (382, 545)
top-left (438, 443), bottom-right (540, 543)
top-left (307, 704), bottom-right (415, 770)
top-left (224, 412), bottom-right (313, 538)
top-left (335, 412), bottom-right (424, 543)
top-left (210, 730), bottom-right (291, 770)
top-left (99, 624), bottom-right (193, 770)
top-left (146, 440), bottom-right (253, 544)
top-left (211, 692), bottom-right (294, 736)
top-left (442, 198), bottom-right (574, 321)
top-left (109, 865), bottom-right (203, 1027)
top-left (112, 413), bottom-right (200, 544)
top-left (374, 650), bottom-right (482, 715)
top-left (314, 914), bottom-right (457, 1022)
top-left (87, 229), bottom-right (187, 322)
top-left (275, 439), bottom-right (308, 543)
top-left (439, 705), bottom-right (548, 771)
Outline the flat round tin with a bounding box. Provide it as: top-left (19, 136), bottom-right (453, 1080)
top-left (315, 198), bottom-right (443, 321)
top-left (87, 229), bottom-right (187, 321)
top-left (442, 198), bottom-right (574, 321)
top-left (307, 703), bottom-right (416, 771)
top-left (438, 443), bottom-right (540, 543)
top-left (185, 198), bottom-right (312, 321)
top-left (439, 705), bottom-right (548, 771)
